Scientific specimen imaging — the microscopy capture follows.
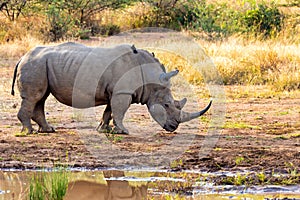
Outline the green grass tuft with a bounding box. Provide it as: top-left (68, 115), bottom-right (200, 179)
top-left (28, 168), bottom-right (69, 200)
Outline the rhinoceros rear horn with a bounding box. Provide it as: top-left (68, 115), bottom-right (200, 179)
top-left (174, 98), bottom-right (187, 110)
top-left (131, 45), bottom-right (138, 54)
top-left (160, 69), bottom-right (179, 83)
top-left (179, 100), bottom-right (212, 123)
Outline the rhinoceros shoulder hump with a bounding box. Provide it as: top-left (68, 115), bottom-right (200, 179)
top-left (57, 42), bottom-right (86, 48)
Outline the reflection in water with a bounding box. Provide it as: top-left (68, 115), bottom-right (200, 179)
top-left (65, 171), bottom-right (147, 200)
top-left (65, 180), bottom-right (147, 200)
top-left (0, 171), bottom-right (27, 200)
top-left (1, 170), bottom-right (300, 200)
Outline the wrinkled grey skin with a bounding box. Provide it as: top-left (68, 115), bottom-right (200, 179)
top-left (11, 42), bottom-right (212, 134)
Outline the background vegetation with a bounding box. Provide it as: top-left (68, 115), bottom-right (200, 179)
top-left (1, 0), bottom-right (299, 41)
top-left (0, 0), bottom-right (299, 91)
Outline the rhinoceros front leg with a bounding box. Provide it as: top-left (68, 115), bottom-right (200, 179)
top-left (111, 94), bottom-right (132, 134)
top-left (96, 105), bottom-right (112, 133)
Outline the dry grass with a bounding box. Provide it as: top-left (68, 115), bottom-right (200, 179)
top-left (147, 34), bottom-right (299, 92)
top-left (0, 36), bottom-right (42, 60)
top-left (198, 36), bottom-right (300, 91)
top-left (0, 31), bottom-right (299, 93)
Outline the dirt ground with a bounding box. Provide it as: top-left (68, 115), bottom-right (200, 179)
top-left (0, 58), bottom-right (299, 174)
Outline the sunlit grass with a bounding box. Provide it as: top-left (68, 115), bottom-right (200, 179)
top-left (199, 37), bottom-right (300, 91)
top-left (223, 121), bottom-right (261, 129)
top-left (0, 35), bottom-right (42, 59)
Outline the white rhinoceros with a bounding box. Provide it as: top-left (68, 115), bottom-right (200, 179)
top-left (11, 42), bottom-right (212, 134)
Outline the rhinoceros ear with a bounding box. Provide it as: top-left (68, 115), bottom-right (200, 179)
top-left (160, 69), bottom-right (179, 83)
top-left (174, 98), bottom-right (187, 110)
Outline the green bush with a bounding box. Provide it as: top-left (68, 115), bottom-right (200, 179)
top-left (176, 1), bottom-right (238, 38)
top-left (171, 0), bottom-right (284, 39)
top-left (44, 0), bottom-right (75, 42)
top-left (242, 2), bottom-right (284, 38)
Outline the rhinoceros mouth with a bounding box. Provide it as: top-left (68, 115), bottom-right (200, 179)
top-left (163, 122), bottom-right (179, 132)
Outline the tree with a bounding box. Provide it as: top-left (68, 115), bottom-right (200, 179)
top-left (141, 0), bottom-right (180, 27)
top-left (44, 0), bottom-right (73, 41)
top-left (0, 0), bottom-right (28, 21)
top-left (41, 0), bottom-right (135, 26)
top-left (66, 0), bottom-right (135, 24)
top-left (40, 0), bottom-right (135, 41)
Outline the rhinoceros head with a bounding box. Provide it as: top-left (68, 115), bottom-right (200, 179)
top-left (147, 69), bottom-right (212, 132)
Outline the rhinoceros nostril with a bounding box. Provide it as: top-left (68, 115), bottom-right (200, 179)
top-left (169, 124), bottom-right (176, 130)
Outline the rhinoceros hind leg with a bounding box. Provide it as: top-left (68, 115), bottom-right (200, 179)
top-left (18, 99), bottom-right (36, 134)
top-left (111, 94), bottom-right (131, 134)
top-left (96, 105), bottom-right (112, 133)
top-left (32, 91), bottom-right (55, 133)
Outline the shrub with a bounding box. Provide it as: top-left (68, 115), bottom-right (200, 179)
top-left (176, 1), bottom-right (240, 38)
top-left (177, 1), bottom-right (217, 31)
top-left (44, 0), bottom-right (75, 42)
top-left (91, 23), bottom-right (120, 36)
top-left (173, 1), bottom-right (285, 40)
top-left (242, 2), bottom-right (284, 38)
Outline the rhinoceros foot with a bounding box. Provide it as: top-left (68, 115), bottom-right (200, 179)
top-left (38, 126), bottom-right (55, 133)
top-left (96, 123), bottom-right (112, 133)
top-left (113, 126), bottom-right (129, 135)
top-left (21, 127), bottom-right (38, 135)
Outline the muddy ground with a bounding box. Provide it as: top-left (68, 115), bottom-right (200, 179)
top-left (0, 57), bottom-right (299, 174)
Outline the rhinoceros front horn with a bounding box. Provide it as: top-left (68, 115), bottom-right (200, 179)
top-left (179, 100), bottom-right (212, 123)
top-left (160, 69), bottom-right (179, 82)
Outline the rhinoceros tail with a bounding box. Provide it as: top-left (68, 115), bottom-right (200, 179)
top-left (11, 59), bottom-right (21, 96)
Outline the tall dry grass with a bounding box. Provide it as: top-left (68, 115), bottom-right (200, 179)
top-left (197, 36), bottom-right (300, 91)
top-left (149, 35), bottom-right (299, 92)
top-left (0, 37), bottom-right (42, 57)
top-left (0, 36), bottom-right (42, 69)
top-left (0, 32), bottom-right (299, 92)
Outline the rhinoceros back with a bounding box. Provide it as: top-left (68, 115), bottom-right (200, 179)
top-left (45, 43), bottom-right (138, 108)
